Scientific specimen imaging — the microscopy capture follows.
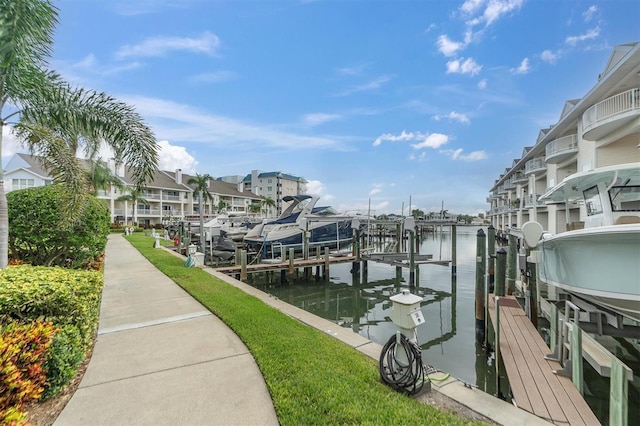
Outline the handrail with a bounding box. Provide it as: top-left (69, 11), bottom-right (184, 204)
top-left (583, 88), bottom-right (640, 133)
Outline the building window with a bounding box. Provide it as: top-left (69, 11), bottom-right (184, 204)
top-left (267, 186), bottom-right (272, 192)
top-left (12, 178), bottom-right (35, 190)
top-left (268, 178), bottom-right (272, 183)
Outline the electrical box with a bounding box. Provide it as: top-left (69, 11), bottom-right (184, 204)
top-left (390, 289), bottom-right (424, 330)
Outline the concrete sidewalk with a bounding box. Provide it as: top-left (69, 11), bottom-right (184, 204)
top-left (55, 234), bottom-right (278, 426)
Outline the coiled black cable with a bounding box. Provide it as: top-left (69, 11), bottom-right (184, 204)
top-left (379, 332), bottom-right (427, 395)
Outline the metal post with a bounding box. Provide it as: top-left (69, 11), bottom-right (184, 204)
top-left (507, 234), bottom-right (517, 295)
top-left (475, 229), bottom-right (486, 338)
top-left (487, 225), bottom-right (495, 293)
top-left (451, 224), bottom-right (457, 276)
top-left (495, 248), bottom-right (507, 296)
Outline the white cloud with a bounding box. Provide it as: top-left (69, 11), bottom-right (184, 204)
top-left (565, 27), bottom-right (600, 46)
top-left (1, 126), bottom-right (22, 162)
top-left (157, 140), bottom-right (198, 174)
top-left (540, 49), bottom-right (560, 63)
top-left (116, 31), bottom-right (221, 59)
top-left (333, 75), bottom-right (393, 97)
top-left (303, 113), bottom-right (342, 127)
top-left (436, 34), bottom-right (465, 57)
top-left (369, 187), bottom-right (382, 196)
top-left (122, 95), bottom-right (343, 150)
top-left (446, 57), bottom-right (482, 76)
top-left (482, 0), bottom-right (524, 26)
top-left (411, 133), bottom-right (449, 149)
top-left (441, 148), bottom-right (488, 161)
top-left (409, 152), bottom-right (428, 162)
top-left (305, 180), bottom-right (333, 201)
top-left (460, 0), bottom-right (485, 15)
top-left (477, 78), bottom-right (487, 89)
top-left (512, 58), bottom-right (530, 74)
top-left (373, 130), bottom-right (416, 146)
top-left (336, 63), bottom-right (369, 76)
top-left (583, 5), bottom-right (598, 22)
top-left (191, 71), bottom-right (236, 83)
top-left (434, 111), bottom-right (470, 124)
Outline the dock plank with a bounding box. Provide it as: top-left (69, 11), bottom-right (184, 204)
top-left (488, 295), bottom-right (600, 426)
top-left (214, 256), bottom-right (356, 275)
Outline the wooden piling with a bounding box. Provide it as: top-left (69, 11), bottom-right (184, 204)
top-left (451, 223), bottom-right (457, 276)
top-left (240, 250), bottom-right (247, 281)
top-left (495, 296), bottom-right (501, 396)
top-left (475, 229), bottom-right (486, 337)
top-left (323, 247), bottom-right (330, 279)
top-left (408, 230), bottom-right (415, 286)
top-left (507, 234), bottom-right (517, 295)
top-left (288, 248), bottom-right (295, 275)
top-left (528, 259), bottom-right (538, 328)
top-left (495, 248), bottom-right (506, 296)
top-left (487, 225), bottom-right (495, 292)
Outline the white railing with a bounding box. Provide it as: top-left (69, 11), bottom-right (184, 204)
top-left (545, 134), bottom-right (578, 159)
top-left (162, 194), bottom-right (181, 201)
top-left (525, 157), bottom-right (546, 174)
top-left (583, 88), bottom-right (640, 133)
top-left (137, 208), bottom-right (161, 215)
top-left (524, 194), bottom-right (546, 207)
top-left (512, 171), bottom-right (527, 183)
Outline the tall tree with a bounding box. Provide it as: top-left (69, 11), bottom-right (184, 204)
top-left (187, 173), bottom-right (213, 251)
top-left (85, 159), bottom-right (125, 196)
top-left (116, 187), bottom-right (149, 227)
top-left (0, 0), bottom-right (159, 268)
top-left (260, 196), bottom-right (276, 218)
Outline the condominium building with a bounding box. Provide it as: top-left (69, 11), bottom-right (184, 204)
top-left (487, 42), bottom-right (640, 234)
top-left (239, 170), bottom-right (308, 216)
top-left (3, 153), bottom-right (260, 227)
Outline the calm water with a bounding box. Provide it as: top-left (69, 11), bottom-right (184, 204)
top-left (247, 226), bottom-right (639, 425)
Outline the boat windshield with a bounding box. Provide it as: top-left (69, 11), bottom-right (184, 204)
top-left (609, 185), bottom-right (640, 212)
top-left (583, 185), bottom-right (603, 216)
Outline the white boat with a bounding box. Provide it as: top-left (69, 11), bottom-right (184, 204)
top-left (533, 162), bottom-right (640, 323)
top-left (243, 195), bottom-right (357, 257)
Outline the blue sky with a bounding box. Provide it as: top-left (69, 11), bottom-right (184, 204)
top-left (4, 0), bottom-right (639, 216)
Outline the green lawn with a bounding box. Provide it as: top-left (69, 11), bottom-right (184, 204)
top-left (126, 233), bottom-right (482, 425)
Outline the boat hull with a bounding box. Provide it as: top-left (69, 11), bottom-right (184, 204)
top-left (538, 224), bottom-right (640, 322)
top-left (245, 220), bottom-right (353, 255)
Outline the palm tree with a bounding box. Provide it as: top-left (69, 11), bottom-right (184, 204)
top-left (260, 196), bottom-right (276, 218)
top-left (116, 188), bottom-right (149, 227)
top-left (248, 203), bottom-right (262, 214)
top-left (86, 159), bottom-right (125, 196)
top-left (0, 0), bottom-right (159, 268)
top-left (187, 173), bottom-right (213, 251)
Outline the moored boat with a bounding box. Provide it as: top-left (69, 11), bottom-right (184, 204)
top-left (533, 163), bottom-right (640, 323)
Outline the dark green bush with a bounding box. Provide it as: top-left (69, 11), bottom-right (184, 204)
top-left (8, 185), bottom-right (110, 269)
top-left (42, 325), bottom-right (84, 399)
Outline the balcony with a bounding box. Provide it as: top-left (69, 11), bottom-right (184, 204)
top-left (582, 88), bottom-right (640, 140)
top-left (545, 134), bottom-right (578, 164)
top-left (525, 157), bottom-right (546, 176)
top-left (162, 194), bottom-right (181, 202)
top-left (524, 194), bottom-right (546, 208)
top-left (497, 184), bottom-right (507, 195)
top-left (511, 171), bottom-right (527, 184)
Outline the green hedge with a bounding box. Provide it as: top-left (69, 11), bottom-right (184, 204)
top-left (0, 265), bottom-right (103, 351)
top-left (8, 185), bottom-right (110, 269)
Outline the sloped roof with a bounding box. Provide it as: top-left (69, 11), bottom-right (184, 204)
top-left (600, 42), bottom-right (638, 79)
top-left (181, 172), bottom-right (260, 200)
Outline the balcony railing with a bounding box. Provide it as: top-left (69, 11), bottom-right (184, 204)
top-left (525, 157), bottom-right (546, 175)
top-left (583, 88), bottom-right (640, 138)
top-left (524, 194), bottom-right (546, 208)
top-left (545, 134), bottom-right (578, 163)
top-left (162, 194), bottom-right (181, 201)
top-left (511, 171), bottom-right (527, 184)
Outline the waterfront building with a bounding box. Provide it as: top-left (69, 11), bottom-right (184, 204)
top-left (238, 170), bottom-right (308, 217)
top-left (487, 42), bottom-right (640, 233)
top-left (3, 153), bottom-right (260, 227)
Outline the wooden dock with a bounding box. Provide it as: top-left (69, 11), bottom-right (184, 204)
top-left (214, 255), bottom-right (356, 275)
top-left (488, 295), bottom-right (600, 425)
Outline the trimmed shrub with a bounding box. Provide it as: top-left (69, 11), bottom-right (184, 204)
top-left (42, 325), bottom-right (84, 399)
top-left (0, 266), bottom-right (103, 351)
top-left (0, 319), bottom-right (57, 424)
top-left (8, 185), bottom-right (110, 269)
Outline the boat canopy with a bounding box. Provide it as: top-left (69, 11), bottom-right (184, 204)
top-left (539, 162), bottom-right (640, 203)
